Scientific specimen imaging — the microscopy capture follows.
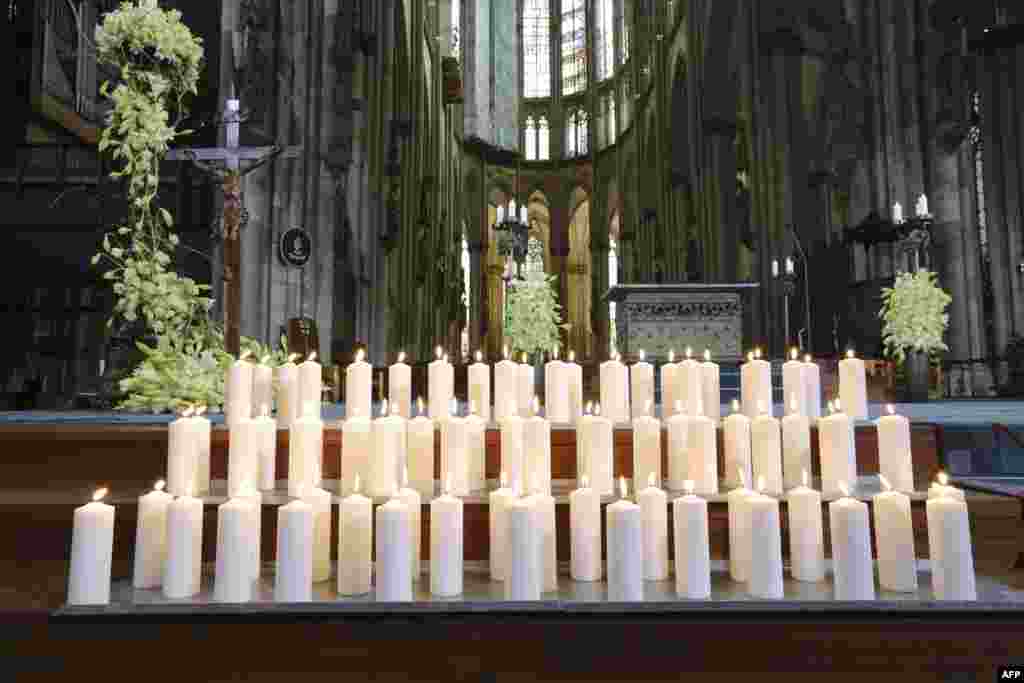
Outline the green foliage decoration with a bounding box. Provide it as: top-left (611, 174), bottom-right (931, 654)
top-left (504, 270), bottom-right (566, 361)
top-left (878, 270), bottom-right (952, 362)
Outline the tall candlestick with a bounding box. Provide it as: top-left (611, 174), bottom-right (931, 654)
top-left (133, 480), bottom-right (172, 589)
top-left (873, 475), bottom-right (917, 592)
top-left (678, 347), bottom-right (703, 416)
top-left (741, 350), bottom-right (772, 418)
top-left (700, 349), bottom-right (721, 423)
top-left (781, 397), bottom-right (812, 490)
top-left (388, 351), bottom-right (412, 418)
top-left (638, 473), bottom-right (668, 581)
top-left (607, 478), bottom-right (643, 601)
top-left (578, 404), bottom-right (614, 495)
top-left (376, 494), bottom-right (412, 601)
top-left (341, 404), bottom-right (372, 496)
top-left (569, 475), bottom-right (602, 581)
top-left (751, 402), bottom-right (783, 495)
top-left (163, 489), bottom-right (203, 599)
top-left (226, 353), bottom-right (253, 424)
top-left (632, 400), bottom-right (661, 492)
top-left (829, 482), bottom-right (875, 600)
top-left (545, 349), bottom-right (569, 423)
top-left (724, 400), bottom-right (752, 490)
top-left (803, 355), bottom-right (822, 420)
top-left (276, 354), bottom-right (300, 427)
top-left (838, 349), bottom-right (868, 420)
top-left (747, 477), bottom-right (784, 599)
top-left (254, 406), bottom-right (277, 491)
top-left (298, 351), bottom-right (322, 418)
top-left (600, 353), bottom-right (630, 423)
top-left (337, 476), bottom-right (372, 596)
top-left (288, 402), bottom-right (322, 497)
top-left (167, 407), bottom-right (198, 498)
top-left (674, 481), bottom-right (711, 598)
top-left (430, 477), bottom-right (464, 596)
top-left (505, 493), bottom-right (541, 600)
top-left (489, 473), bottom-right (515, 581)
top-left (819, 401), bottom-right (857, 497)
top-left (213, 497), bottom-right (253, 603)
top-left (661, 350), bottom-right (680, 419)
top-left (630, 350), bottom-right (654, 419)
top-left (468, 350), bottom-right (491, 422)
top-left (524, 397), bottom-right (552, 495)
top-left (275, 497), bottom-right (313, 602)
top-left (228, 416), bottom-right (259, 497)
top-left (877, 404), bottom-right (914, 492)
top-left (68, 488), bottom-right (115, 605)
top-left (786, 470), bottom-right (825, 582)
top-left (494, 347), bottom-right (518, 422)
top-left (517, 353), bottom-right (534, 418)
top-left (251, 357), bottom-right (273, 419)
top-left (428, 347), bottom-right (454, 424)
top-left (782, 349), bottom-right (808, 417)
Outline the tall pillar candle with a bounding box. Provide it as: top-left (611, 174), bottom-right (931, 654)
top-left (500, 411), bottom-right (525, 491)
top-left (529, 485), bottom-right (558, 592)
top-left (877, 405), bottom-right (914, 492)
top-left (441, 402), bottom-right (470, 496)
top-left (838, 350), bottom-right (868, 420)
top-left (600, 354), bottom-right (629, 424)
top-left (828, 484), bottom-right (875, 600)
top-left (337, 478), bottom-right (372, 596)
top-left (723, 401), bottom-right (752, 490)
top-left (251, 358), bottom-right (273, 419)
top-left (68, 489), bottom-right (115, 605)
top-left (673, 482), bottom-right (711, 598)
top-left (341, 407), bottom-right (373, 496)
top-left (786, 472), bottom-right (825, 582)
top-left (727, 474), bottom-right (754, 582)
top-left (747, 481), bottom-right (784, 599)
top-left (254, 408), bottom-right (277, 491)
top-left (781, 399), bottom-right (812, 491)
top-left (700, 350), bottom-right (721, 423)
top-left (782, 349), bottom-right (808, 417)
top-left (818, 403), bottom-right (857, 497)
top-left (569, 476), bottom-right (602, 581)
top-left (741, 350), bottom-right (772, 418)
top-left (545, 352), bottom-right (569, 423)
top-left (306, 484), bottom-right (332, 583)
top-left (430, 486), bottom-right (464, 596)
top-left (630, 351), bottom-right (654, 419)
top-left (275, 354), bottom-right (299, 427)
top-left (517, 353), bottom-right (534, 418)
top-left (751, 405), bottom-right (784, 495)
top-left (505, 495), bottom-right (541, 600)
top-left (298, 352), bottom-right (322, 418)
top-left (638, 474), bottom-right (668, 581)
top-left (191, 407), bottom-right (212, 495)
top-left (873, 477), bottom-right (917, 592)
top-left (926, 486), bottom-right (976, 600)
top-left (428, 347), bottom-right (454, 425)
top-left (226, 354), bottom-right (253, 423)
top-left (275, 498), bottom-right (313, 602)
top-left (163, 491), bottom-right (203, 599)
top-left (370, 401), bottom-right (406, 498)
top-left (466, 404), bottom-right (487, 493)
top-left (687, 402), bottom-right (718, 494)
top-left (678, 348), bottom-right (703, 416)
top-left (228, 417), bottom-right (259, 497)
top-left (524, 399), bottom-right (552, 495)
top-left (235, 489), bottom-right (261, 582)
top-left (579, 405), bottom-right (614, 495)
top-left (489, 475), bottom-right (516, 580)
top-left (406, 399), bottom-right (435, 497)
top-left (803, 355), bottom-right (822, 420)
top-left (666, 405), bottom-right (691, 491)
top-left (288, 403), bottom-right (322, 497)
top-left (376, 496), bottom-right (413, 601)
top-left (388, 352), bottom-right (412, 418)
top-left (661, 351), bottom-right (680, 419)
top-left (468, 351), bottom-right (491, 422)
top-left (567, 351), bottom-right (583, 423)
top-left (133, 481), bottom-right (172, 589)
top-left (632, 402), bottom-right (661, 493)
top-left (398, 479), bottom-right (422, 581)
top-left (167, 408), bottom-right (198, 498)
top-left (606, 479), bottom-right (643, 601)
top-left (494, 348), bottom-right (518, 422)
top-left (346, 350), bottom-right (373, 419)
top-left (213, 498), bottom-right (253, 603)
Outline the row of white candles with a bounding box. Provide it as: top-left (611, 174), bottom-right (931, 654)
top-left (68, 469), bottom-right (975, 606)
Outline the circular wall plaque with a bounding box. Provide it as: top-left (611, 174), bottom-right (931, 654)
top-left (279, 227), bottom-right (312, 267)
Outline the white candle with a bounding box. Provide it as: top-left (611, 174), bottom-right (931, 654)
top-left (638, 473), bottom-right (668, 581)
top-left (68, 488), bottom-right (115, 605)
top-left (505, 493), bottom-right (541, 600)
top-left (468, 350), bottom-right (491, 422)
top-left (133, 481), bottom-right (172, 589)
top-left (430, 476), bottom-right (464, 596)
top-left (678, 347), bottom-right (703, 417)
top-left (428, 347), bottom-right (454, 423)
top-left (213, 497), bottom-right (253, 603)
top-left (500, 406), bottom-right (525, 491)
top-left (661, 351), bottom-right (679, 419)
top-left (517, 353), bottom-right (534, 418)
top-left (819, 401), bottom-right (857, 497)
top-left (441, 399), bottom-right (470, 496)
top-left (723, 401), bottom-right (752, 490)
top-left (298, 352), bottom-right (322, 418)
top-left (398, 471), bottom-right (422, 582)
top-left (276, 354), bottom-right (300, 427)
top-left (829, 482), bottom-right (875, 600)
top-left (234, 488), bottom-right (261, 582)
top-left (337, 476), bottom-right (372, 595)
top-left (275, 497), bottom-right (313, 602)
top-left (687, 399), bottom-right (718, 494)
top-left (632, 400), bottom-right (661, 493)
top-left (666, 403), bottom-right (691, 491)
top-left (838, 350), bottom-right (868, 420)
top-left (600, 353), bottom-right (630, 424)
top-left (782, 349), bottom-right (807, 417)
top-left (877, 405), bottom-right (914, 492)
top-left (524, 398), bottom-right (552, 495)
top-left (341, 405), bottom-right (373, 496)
top-left (747, 477), bottom-right (784, 599)
top-left (254, 406), bottom-right (277, 491)
top-left (607, 478), bottom-right (643, 601)
top-left (741, 350), bottom-right (772, 418)
top-left (545, 350), bottom-right (569, 423)
top-left (489, 473), bottom-right (516, 581)
top-left (370, 400), bottom-right (406, 498)
top-left (567, 350), bottom-right (583, 423)
top-left (305, 483), bottom-right (332, 583)
top-left (375, 494), bottom-right (412, 601)
top-left (228, 416), bottom-right (259, 497)
top-left (630, 350), bottom-right (654, 419)
top-left (786, 471), bottom-right (825, 582)
top-left (163, 490), bottom-right (203, 599)
top-left (190, 406), bottom-right (212, 495)
top-left (226, 353), bottom-right (253, 423)
top-left (388, 351), bottom-right (412, 418)
top-left (288, 402), bottom-right (322, 497)
top-left (407, 398), bottom-right (435, 497)
top-left (727, 469), bottom-right (754, 582)
top-left (579, 404), bottom-right (614, 496)
top-left (873, 475), bottom-right (917, 592)
top-left (781, 397), bottom-right (812, 491)
top-left (494, 347), bottom-right (518, 422)
top-left (926, 484), bottom-right (976, 600)
top-left (347, 349), bottom-right (373, 419)
top-left (700, 349), bottom-right (721, 423)
top-left (528, 481), bottom-right (558, 592)
top-left (569, 475), bottom-right (602, 581)
top-left (751, 402), bottom-right (783, 495)
top-left (803, 355), bottom-right (822, 420)
top-left (466, 402), bottom-right (487, 493)
top-left (167, 407), bottom-right (198, 498)
top-left (251, 357), bottom-right (273, 419)
top-left (673, 481), bottom-right (711, 598)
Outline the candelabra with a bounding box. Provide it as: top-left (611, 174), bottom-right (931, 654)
top-left (772, 257), bottom-right (797, 352)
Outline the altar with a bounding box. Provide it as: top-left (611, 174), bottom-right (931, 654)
top-left (605, 283), bottom-right (760, 360)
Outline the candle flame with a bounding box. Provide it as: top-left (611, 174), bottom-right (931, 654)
top-left (503, 345), bottom-right (510, 360)
top-left (619, 476), bottom-right (628, 499)
top-left (738, 467), bottom-right (748, 489)
top-left (594, 403), bottom-right (602, 417)
top-left (804, 354), bottom-right (812, 363)
top-left (500, 471), bottom-right (508, 489)
top-left (553, 347), bottom-right (559, 360)
top-left (154, 479), bottom-right (166, 492)
top-left (286, 353), bottom-right (299, 363)
top-left (585, 400), bottom-right (593, 415)
top-left (879, 474), bottom-right (892, 492)
top-left (685, 346), bottom-right (692, 359)
top-left (308, 351), bottom-right (317, 362)
top-left (239, 350), bottom-right (253, 361)
top-left (397, 351), bottom-right (405, 363)
top-left (475, 350), bottom-right (482, 363)
top-left (834, 398), bottom-right (843, 412)
top-left (532, 395), bottom-right (540, 416)
top-left (668, 349), bottom-right (675, 362)
top-left (93, 487), bottom-right (108, 502)
top-left (846, 349), bottom-right (855, 359)
top-left (569, 350), bottom-right (576, 362)
top-left (756, 475), bottom-right (765, 493)
top-left (648, 471), bottom-right (656, 488)
top-left (381, 400), bottom-right (389, 417)
top-left (417, 397), bottom-right (425, 414)
top-left (838, 481), bottom-right (850, 497)
top-left (645, 398), bottom-right (652, 416)
top-left (827, 400), bottom-right (834, 414)
top-left (354, 474), bottom-right (361, 494)
top-left (802, 469), bottom-right (809, 488)
top-left (937, 471), bottom-right (949, 487)
top-left (436, 346), bottom-right (443, 360)
top-left (675, 399), bottom-right (682, 413)
top-left (444, 354), bottom-right (449, 364)
top-left (613, 352), bottom-right (620, 362)
top-left (791, 348), bottom-right (798, 360)
top-left (469, 399), bottom-right (477, 415)
top-left (731, 399), bottom-right (740, 413)
top-left (886, 404), bottom-right (895, 415)
top-left (704, 349), bottom-right (711, 362)
top-left (754, 348), bottom-right (762, 360)
top-left (521, 352), bottom-right (528, 364)
top-left (747, 351), bottom-right (754, 362)
top-left (639, 349), bottom-right (646, 361)
top-left (684, 480), bottom-right (695, 495)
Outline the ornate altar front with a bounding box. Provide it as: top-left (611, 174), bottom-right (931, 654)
top-left (605, 283), bottom-right (760, 360)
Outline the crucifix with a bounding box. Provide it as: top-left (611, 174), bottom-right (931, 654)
top-left (167, 99), bottom-right (302, 356)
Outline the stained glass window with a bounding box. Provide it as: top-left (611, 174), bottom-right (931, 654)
top-left (537, 116), bottom-right (550, 160)
top-left (561, 0), bottom-right (586, 95)
top-left (524, 0), bottom-right (551, 98)
top-left (524, 116), bottom-right (537, 160)
top-left (566, 109), bottom-right (589, 158)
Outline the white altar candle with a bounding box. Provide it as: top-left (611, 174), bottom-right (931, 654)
top-left (337, 475), bottom-right (372, 596)
top-left (428, 347), bottom-right (454, 425)
top-left (376, 493), bottom-right (412, 601)
top-left (388, 351), bottom-right (412, 418)
top-left (630, 350), bottom-right (654, 419)
top-left (234, 488), bottom-right (261, 582)
top-left (226, 352), bottom-right (253, 423)
top-left (819, 400), bottom-right (857, 497)
top-left (370, 400), bottom-right (406, 498)
top-left (276, 354), bottom-right (300, 427)
top-left (341, 404), bottom-right (373, 496)
top-left (346, 350), bottom-right (374, 419)
top-left (524, 397), bottom-right (552, 495)
top-left (661, 350), bottom-right (679, 419)
top-left (529, 479), bottom-right (558, 592)
top-left (877, 404), bottom-right (914, 493)
top-left (607, 477), bottom-right (643, 601)
top-left (494, 346), bottom-right (518, 422)
top-left (838, 349), bottom-right (868, 420)
top-left (741, 349), bottom-right (772, 418)
top-left (500, 405), bottom-right (525, 491)
top-left (632, 400), bottom-right (661, 493)
top-left (468, 350), bottom-right (491, 422)
top-left (829, 482), bottom-right (876, 600)
top-left (167, 407), bottom-right (198, 498)
top-left (407, 398), bottom-right (435, 497)
top-left (751, 402), bottom-right (784, 495)
top-left (466, 401), bottom-right (487, 493)
top-left (288, 402), bottom-right (322, 497)
top-left (781, 397), bottom-right (812, 491)
top-left (489, 473), bottom-right (515, 580)
top-left (926, 481), bottom-right (976, 600)
top-left (803, 355), bottom-right (822, 420)
top-left (674, 481), bottom-right (711, 598)
top-left (545, 349), bottom-right (569, 423)
top-left (786, 470), bottom-right (825, 582)
top-left (505, 491), bottom-right (541, 600)
top-left (213, 497), bottom-right (253, 603)
top-left (579, 403), bottom-right (614, 496)
top-left (191, 406), bottom-right (212, 495)
top-left (441, 398), bottom-right (469, 496)
top-left (517, 353), bottom-right (534, 418)
top-left (133, 480), bottom-right (173, 589)
top-left (727, 469), bottom-right (754, 582)
top-left (666, 402), bottom-right (690, 491)
top-left (228, 416), bottom-right (259, 497)
top-left (678, 347), bottom-right (703, 417)
top-left (700, 349), bottom-right (721, 423)
top-left (782, 349), bottom-right (807, 417)
top-left (251, 356), bottom-right (273, 419)
top-left (298, 351), bottom-right (322, 417)
top-left (430, 477), bottom-right (464, 596)
top-left (638, 473), bottom-right (668, 581)
top-left (600, 353), bottom-right (630, 424)
top-left (569, 475), bottom-right (602, 581)
top-left (723, 400), bottom-right (752, 490)
top-left (747, 476), bottom-right (784, 599)
top-left (873, 475), bottom-right (917, 592)
top-left (306, 483), bottom-right (332, 583)
top-left (275, 497), bottom-right (313, 602)
top-left (163, 489), bottom-right (203, 599)
top-left (398, 470), bottom-right (422, 582)
top-left (567, 350), bottom-right (583, 423)
top-left (687, 399), bottom-right (718, 494)
top-left (68, 488), bottom-right (115, 605)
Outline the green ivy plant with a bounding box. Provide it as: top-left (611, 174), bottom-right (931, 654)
top-left (504, 270), bottom-right (566, 362)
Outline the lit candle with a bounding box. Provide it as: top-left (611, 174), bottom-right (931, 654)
top-left (630, 349), bottom-right (654, 419)
top-left (500, 402), bottom-right (525, 491)
top-left (430, 475), bottom-right (464, 596)
top-left (673, 480), bottom-right (711, 598)
top-left (727, 468), bottom-right (754, 582)
top-left (275, 495), bottom-right (313, 602)
top-left (786, 470), bottom-right (825, 582)
top-left (441, 398), bottom-right (469, 496)
top-left (466, 400), bottom-right (487, 493)
top-left (298, 351), bottom-right (322, 418)
top-left (494, 346), bottom-right (518, 422)
top-left (337, 475), bottom-right (372, 596)
top-left (893, 201), bottom-right (904, 224)
top-left (926, 473), bottom-right (976, 600)
top-left (341, 403), bottom-right (372, 496)
top-left (528, 477), bottom-right (558, 592)
top-left (666, 400), bottom-right (691, 491)
top-left (406, 397), bottom-right (435, 497)
top-left (68, 488), bottom-right (115, 605)
top-left (678, 347), bottom-right (703, 417)
top-left (819, 399), bottom-right (857, 497)
top-left (388, 351), bottom-right (412, 418)
top-left (751, 401), bottom-right (783, 495)
top-left (916, 193), bottom-right (929, 218)
top-left (228, 415), bottom-right (259, 497)
top-left (468, 350), bottom-right (491, 422)
top-left (288, 401), bottom-right (323, 497)
top-left (578, 403), bottom-right (614, 495)
top-left (213, 496), bottom-right (254, 603)
top-left (251, 356), bottom-right (273, 419)
top-left (600, 352), bottom-right (630, 424)
top-left (544, 348), bottom-right (569, 423)
top-left (687, 398), bottom-right (718, 494)
top-left (167, 406), bottom-right (198, 497)
top-left (700, 349), bottom-right (721, 423)
top-left (747, 476), bottom-right (785, 599)
top-left (567, 350), bottom-right (584, 423)
top-left (133, 480), bottom-right (172, 589)
top-left (772, 259), bottom-right (779, 278)
top-left (305, 475), bottom-right (332, 584)
top-left (877, 404), bottom-right (914, 493)
top-left (517, 352), bottom-right (534, 418)
top-left (838, 349), bottom-right (868, 420)
top-left (489, 472), bottom-right (516, 581)
top-left (226, 351), bottom-right (253, 424)
top-left (524, 397), bottom-right (552, 495)
top-left (253, 405), bottom-right (277, 491)
top-left (928, 471), bottom-right (965, 502)
top-left (741, 349), bottom-right (772, 418)
top-left (724, 400), bottom-right (752, 490)
top-left (638, 472), bottom-right (669, 581)
top-left (873, 474), bottom-right (917, 592)
top-left (376, 490), bottom-right (412, 601)
top-left (782, 348), bottom-right (807, 417)
top-left (662, 350), bottom-right (680, 419)
top-left (370, 400), bottom-right (406, 498)
top-left (632, 399), bottom-right (661, 492)
top-left (163, 487), bottom-right (203, 599)
top-left (781, 396), bottom-right (812, 490)
top-left (569, 474), bottom-right (602, 581)
top-left (276, 353), bottom-right (300, 427)
top-left (803, 354), bottom-right (822, 420)
top-left (607, 477), bottom-right (643, 601)
top-left (505, 487), bottom-right (541, 600)
top-left (428, 346), bottom-right (454, 424)
top-left (397, 468), bottom-right (422, 583)
top-left (191, 405), bottom-right (212, 495)
top-left (829, 481), bottom-right (875, 600)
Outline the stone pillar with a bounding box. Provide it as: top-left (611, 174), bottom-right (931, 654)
top-left (703, 117), bottom-right (739, 283)
top-left (590, 240), bottom-right (611, 360)
top-left (468, 239), bottom-right (484, 354)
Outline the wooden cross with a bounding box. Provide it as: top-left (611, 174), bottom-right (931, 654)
top-left (167, 99), bottom-right (302, 356)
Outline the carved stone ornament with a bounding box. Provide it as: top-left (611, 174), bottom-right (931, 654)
top-left (618, 293), bottom-right (744, 359)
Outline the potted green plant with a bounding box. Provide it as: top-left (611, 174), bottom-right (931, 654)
top-left (878, 270), bottom-right (952, 402)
